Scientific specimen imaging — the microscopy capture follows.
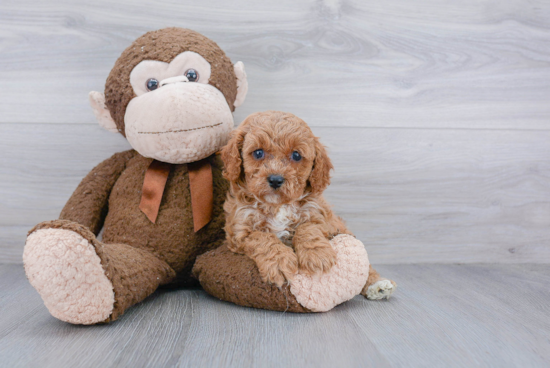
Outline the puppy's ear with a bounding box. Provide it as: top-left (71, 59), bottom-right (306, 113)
top-left (221, 127), bottom-right (247, 182)
top-left (308, 138), bottom-right (333, 194)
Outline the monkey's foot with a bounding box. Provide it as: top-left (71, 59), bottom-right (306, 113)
top-left (24, 227), bottom-right (114, 324)
top-left (364, 279), bottom-right (397, 300)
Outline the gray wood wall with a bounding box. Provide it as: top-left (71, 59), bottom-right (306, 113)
top-left (1, 0), bottom-right (549, 264)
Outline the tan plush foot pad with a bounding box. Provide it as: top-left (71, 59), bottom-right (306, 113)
top-left (23, 228), bottom-right (114, 324)
top-left (290, 234), bottom-right (370, 312)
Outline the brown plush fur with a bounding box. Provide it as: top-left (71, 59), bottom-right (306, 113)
top-left (105, 28), bottom-right (238, 136)
top-left (57, 150), bottom-right (230, 284)
top-left (25, 28), bottom-right (242, 323)
top-left (221, 111), bottom-right (352, 287)
top-left (38, 152), bottom-right (229, 320)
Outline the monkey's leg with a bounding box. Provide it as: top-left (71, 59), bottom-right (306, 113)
top-left (361, 266), bottom-right (397, 300)
top-left (194, 234), bottom-right (372, 312)
top-left (24, 220), bottom-right (175, 324)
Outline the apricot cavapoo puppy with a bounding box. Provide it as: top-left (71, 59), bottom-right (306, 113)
top-left (221, 111), bottom-right (395, 299)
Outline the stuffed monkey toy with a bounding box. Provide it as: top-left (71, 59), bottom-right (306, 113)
top-left (23, 28), bottom-right (248, 324)
top-left (24, 28), bottom-right (393, 323)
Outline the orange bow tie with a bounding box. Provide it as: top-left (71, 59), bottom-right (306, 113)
top-left (139, 158), bottom-right (213, 232)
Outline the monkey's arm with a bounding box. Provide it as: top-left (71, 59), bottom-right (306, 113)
top-left (59, 150), bottom-right (137, 235)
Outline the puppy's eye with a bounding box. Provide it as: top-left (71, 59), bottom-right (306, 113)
top-left (252, 149), bottom-right (264, 160)
top-left (291, 151), bottom-right (302, 162)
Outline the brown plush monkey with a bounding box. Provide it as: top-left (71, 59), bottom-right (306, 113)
top-left (23, 28), bottom-right (248, 324)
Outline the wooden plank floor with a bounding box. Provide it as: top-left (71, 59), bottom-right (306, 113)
top-left (2, 0), bottom-right (550, 265)
top-left (2, 124), bottom-right (550, 264)
top-left (0, 263), bottom-right (548, 367)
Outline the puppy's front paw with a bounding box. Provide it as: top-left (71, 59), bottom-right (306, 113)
top-left (257, 245), bottom-right (298, 288)
top-left (363, 279), bottom-right (397, 300)
top-left (297, 242), bottom-right (337, 275)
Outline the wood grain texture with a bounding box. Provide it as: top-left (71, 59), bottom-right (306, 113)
top-left (2, 0), bottom-right (550, 264)
top-left (0, 264), bottom-right (548, 367)
top-left (1, 124), bottom-right (550, 264)
top-left (0, 0), bottom-right (549, 129)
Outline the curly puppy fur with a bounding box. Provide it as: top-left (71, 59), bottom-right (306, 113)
top-left (222, 111), bottom-right (359, 287)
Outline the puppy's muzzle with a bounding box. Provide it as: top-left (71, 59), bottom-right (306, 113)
top-left (268, 174), bottom-right (285, 189)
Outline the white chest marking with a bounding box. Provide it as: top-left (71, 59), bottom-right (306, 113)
top-left (266, 205), bottom-right (299, 243)
top-left (238, 198), bottom-right (319, 245)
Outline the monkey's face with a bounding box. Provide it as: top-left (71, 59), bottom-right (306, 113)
top-left (89, 28), bottom-right (248, 164)
top-left (124, 51), bottom-right (234, 164)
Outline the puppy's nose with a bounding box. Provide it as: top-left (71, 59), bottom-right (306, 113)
top-left (268, 175), bottom-right (285, 189)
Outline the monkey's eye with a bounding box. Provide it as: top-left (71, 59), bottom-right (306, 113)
top-left (291, 151), bottom-right (302, 162)
top-left (184, 69), bottom-right (199, 82)
top-left (252, 149), bottom-right (264, 160)
top-left (146, 78), bottom-right (159, 91)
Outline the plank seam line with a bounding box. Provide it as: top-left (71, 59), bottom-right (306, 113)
top-left (2, 122), bottom-right (550, 133)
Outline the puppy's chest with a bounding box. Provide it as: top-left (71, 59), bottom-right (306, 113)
top-left (256, 205), bottom-right (306, 245)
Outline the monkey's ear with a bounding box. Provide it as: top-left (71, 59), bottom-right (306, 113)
top-left (89, 91), bottom-right (119, 133)
top-left (233, 61), bottom-right (248, 108)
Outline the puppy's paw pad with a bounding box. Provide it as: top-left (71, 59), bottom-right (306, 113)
top-left (365, 280), bottom-right (397, 300)
top-left (262, 269), bottom-right (286, 288)
top-left (297, 246), bottom-right (337, 275)
top-left (258, 248), bottom-right (298, 287)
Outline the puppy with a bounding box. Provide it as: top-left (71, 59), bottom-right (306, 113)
top-left (221, 111), bottom-right (395, 299)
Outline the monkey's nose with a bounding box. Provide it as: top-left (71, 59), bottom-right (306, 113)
top-left (268, 175), bottom-right (285, 189)
top-left (160, 75), bottom-right (189, 87)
